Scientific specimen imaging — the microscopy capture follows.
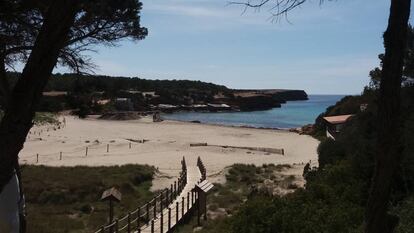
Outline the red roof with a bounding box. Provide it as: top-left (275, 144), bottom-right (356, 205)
top-left (323, 114), bottom-right (354, 124)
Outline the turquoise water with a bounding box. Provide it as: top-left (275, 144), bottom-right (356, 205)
top-left (162, 95), bottom-right (344, 129)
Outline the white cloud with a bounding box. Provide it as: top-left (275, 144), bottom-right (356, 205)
top-left (146, 3), bottom-right (227, 18)
top-left (142, 0), bottom-right (295, 29)
top-left (142, 0), bottom-right (356, 30)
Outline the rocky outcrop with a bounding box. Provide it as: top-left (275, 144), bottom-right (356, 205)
top-left (234, 95), bottom-right (282, 111)
top-left (271, 90), bottom-right (308, 102)
top-left (223, 89), bottom-right (308, 111)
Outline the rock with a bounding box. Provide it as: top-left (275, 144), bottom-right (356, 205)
top-left (300, 124), bottom-right (315, 135)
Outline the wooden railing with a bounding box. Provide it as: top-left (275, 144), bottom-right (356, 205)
top-left (94, 157), bottom-right (187, 233)
top-left (139, 188), bottom-right (200, 233)
top-left (197, 157), bottom-right (206, 181)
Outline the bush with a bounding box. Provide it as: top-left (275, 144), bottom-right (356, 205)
top-left (317, 139), bottom-right (346, 169)
top-left (22, 165), bottom-right (155, 233)
top-left (394, 196), bottom-right (414, 233)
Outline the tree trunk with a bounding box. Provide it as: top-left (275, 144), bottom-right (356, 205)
top-left (0, 1), bottom-right (79, 232)
top-left (0, 43), bottom-right (10, 109)
top-left (365, 0), bottom-right (411, 232)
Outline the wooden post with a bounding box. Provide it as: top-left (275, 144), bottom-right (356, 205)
top-left (36, 154), bottom-right (39, 163)
top-left (197, 193), bottom-right (201, 226)
top-left (204, 195), bottom-right (207, 220)
top-left (169, 189), bottom-right (172, 205)
top-left (170, 184), bottom-right (173, 202)
top-left (181, 197), bottom-right (184, 217)
top-left (129, 142), bottom-right (131, 149)
top-left (109, 199), bottom-right (114, 224)
top-left (160, 209), bottom-right (163, 233)
top-left (115, 219), bottom-right (119, 233)
top-left (176, 202), bottom-right (179, 223)
top-left (187, 192), bottom-right (190, 211)
top-left (59, 152), bottom-right (62, 160)
top-left (137, 208), bottom-right (141, 230)
top-left (153, 198), bottom-right (157, 218)
top-left (127, 212), bottom-right (131, 233)
top-left (168, 208), bottom-right (171, 230)
top-left (160, 192), bottom-right (163, 211)
top-left (151, 220), bottom-right (154, 233)
top-left (86, 147), bottom-right (88, 156)
top-left (177, 178), bottom-right (180, 193)
top-left (107, 144), bottom-right (109, 152)
top-left (146, 204), bottom-right (149, 223)
top-left (174, 181), bottom-right (177, 197)
top-left (282, 148), bottom-right (285, 155)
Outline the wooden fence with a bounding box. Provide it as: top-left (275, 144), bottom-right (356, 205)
top-left (21, 139), bottom-right (149, 164)
top-left (93, 157), bottom-right (208, 233)
top-left (197, 157), bottom-right (206, 181)
top-left (94, 157), bottom-right (188, 233)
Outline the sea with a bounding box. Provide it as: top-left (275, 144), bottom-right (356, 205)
top-left (162, 95), bottom-right (345, 129)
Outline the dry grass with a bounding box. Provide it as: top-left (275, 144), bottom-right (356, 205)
top-left (22, 164), bottom-right (155, 233)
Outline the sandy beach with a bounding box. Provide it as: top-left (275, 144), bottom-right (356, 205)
top-left (19, 116), bottom-right (319, 190)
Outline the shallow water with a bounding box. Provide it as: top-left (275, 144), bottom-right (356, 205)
top-left (162, 95), bottom-right (344, 129)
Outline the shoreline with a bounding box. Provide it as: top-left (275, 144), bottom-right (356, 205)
top-left (160, 118), bottom-right (295, 132)
top-left (20, 116), bottom-right (319, 190)
top-left (86, 113), bottom-right (300, 131)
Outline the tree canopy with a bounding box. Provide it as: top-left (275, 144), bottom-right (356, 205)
top-left (0, 0), bottom-right (148, 105)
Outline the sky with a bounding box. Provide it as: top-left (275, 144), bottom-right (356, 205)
top-left (56, 0), bottom-right (414, 95)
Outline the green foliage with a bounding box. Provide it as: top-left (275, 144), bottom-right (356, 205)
top-left (4, 72), bottom-right (232, 114)
top-left (2, 0), bottom-right (147, 74)
top-left (394, 196), bottom-right (414, 233)
top-left (366, 25), bottom-right (414, 91)
top-left (175, 164), bottom-right (295, 233)
top-left (317, 139), bottom-right (346, 169)
top-left (33, 112), bottom-right (60, 125)
top-left (231, 161), bottom-right (366, 233)
top-left (44, 73), bottom-right (230, 98)
top-left (22, 165), bottom-right (155, 233)
top-left (193, 86), bottom-right (414, 233)
top-left (313, 94), bottom-right (376, 138)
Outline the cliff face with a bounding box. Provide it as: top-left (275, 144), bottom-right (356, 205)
top-left (234, 95), bottom-right (282, 111)
top-left (272, 90), bottom-right (308, 101)
top-left (224, 89), bottom-right (308, 111)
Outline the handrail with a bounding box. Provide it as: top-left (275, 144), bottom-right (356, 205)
top-left (94, 157), bottom-right (188, 233)
top-left (197, 156), bottom-right (206, 181)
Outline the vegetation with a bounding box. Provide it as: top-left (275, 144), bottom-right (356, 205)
top-left (236, 1), bottom-right (411, 232)
top-left (33, 112), bottom-right (60, 125)
top-left (21, 165), bottom-right (155, 233)
top-left (173, 84), bottom-right (412, 233)
top-left (0, 111), bottom-right (59, 125)
top-left (3, 72), bottom-right (308, 115)
top-left (171, 25), bottom-right (414, 231)
top-left (0, 2), bottom-right (148, 231)
top-left (39, 72), bottom-right (230, 112)
top-left (175, 164), bottom-right (298, 233)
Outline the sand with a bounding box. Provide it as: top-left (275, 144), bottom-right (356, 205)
top-left (19, 116), bottom-right (319, 190)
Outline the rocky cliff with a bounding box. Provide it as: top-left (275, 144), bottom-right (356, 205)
top-left (221, 89), bottom-right (308, 111)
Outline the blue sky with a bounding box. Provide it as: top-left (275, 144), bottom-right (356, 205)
top-left (58, 0), bottom-right (414, 94)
